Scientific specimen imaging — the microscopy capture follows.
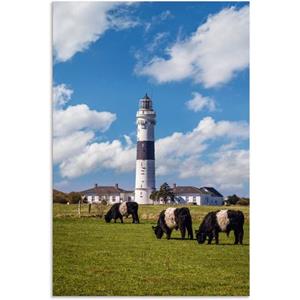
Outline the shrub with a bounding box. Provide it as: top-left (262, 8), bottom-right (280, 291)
top-left (101, 199), bottom-right (108, 206)
top-left (68, 192), bottom-right (82, 204)
top-left (236, 198), bottom-right (249, 206)
top-left (227, 194), bottom-right (241, 205)
top-left (53, 189), bottom-right (69, 204)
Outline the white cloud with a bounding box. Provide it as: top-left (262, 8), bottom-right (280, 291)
top-left (53, 131), bottom-right (94, 164)
top-left (156, 116), bottom-right (248, 163)
top-left (53, 104), bottom-right (116, 137)
top-left (147, 32), bottom-right (169, 52)
top-left (158, 10), bottom-right (172, 21)
top-left (187, 148), bottom-right (249, 191)
top-left (144, 10), bottom-right (173, 32)
top-left (124, 134), bottom-right (133, 147)
top-left (186, 92), bottom-right (216, 112)
top-left (53, 2), bottom-right (138, 62)
top-left (53, 84), bottom-right (73, 108)
top-left (60, 140), bottom-right (136, 178)
top-left (137, 6), bottom-right (249, 88)
top-left (53, 84), bottom-right (116, 137)
top-left (203, 148), bottom-right (249, 190)
top-left (53, 84), bottom-right (117, 166)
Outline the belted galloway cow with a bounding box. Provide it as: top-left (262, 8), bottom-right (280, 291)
top-left (104, 202), bottom-right (139, 224)
top-left (195, 209), bottom-right (244, 245)
top-left (152, 207), bottom-right (193, 240)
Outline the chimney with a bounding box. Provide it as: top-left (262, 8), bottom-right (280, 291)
top-left (95, 183), bottom-right (98, 189)
top-left (115, 183), bottom-right (119, 189)
top-left (173, 183), bottom-right (176, 189)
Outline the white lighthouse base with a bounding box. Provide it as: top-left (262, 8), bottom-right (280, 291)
top-left (135, 188), bottom-right (154, 204)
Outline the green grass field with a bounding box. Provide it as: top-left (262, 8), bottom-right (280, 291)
top-left (53, 204), bottom-right (249, 296)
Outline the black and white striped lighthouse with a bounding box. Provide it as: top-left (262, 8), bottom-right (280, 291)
top-left (135, 94), bottom-right (156, 204)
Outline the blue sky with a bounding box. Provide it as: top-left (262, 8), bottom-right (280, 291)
top-left (53, 1), bottom-right (249, 196)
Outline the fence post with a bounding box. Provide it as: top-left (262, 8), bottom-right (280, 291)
top-left (78, 200), bottom-right (81, 218)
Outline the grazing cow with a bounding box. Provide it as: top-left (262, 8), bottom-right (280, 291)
top-left (104, 202), bottom-right (139, 224)
top-left (195, 210), bottom-right (244, 245)
top-left (152, 207), bottom-right (193, 240)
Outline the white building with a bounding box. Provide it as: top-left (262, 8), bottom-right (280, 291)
top-left (135, 94), bottom-right (156, 204)
top-left (198, 187), bottom-right (224, 205)
top-left (172, 185), bottom-right (224, 206)
top-left (80, 184), bottom-right (134, 205)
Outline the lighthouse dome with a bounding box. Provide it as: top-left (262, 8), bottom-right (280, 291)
top-left (139, 93), bottom-right (152, 110)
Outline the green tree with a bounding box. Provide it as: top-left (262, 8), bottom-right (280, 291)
top-left (157, 183), bottom-right (175, 204)
top-left (150, 190), bottom-right (159, 203)
top-left (227, 194), bottom-right (241, 205)
top-left (236, 198), bottom-right (249, 206)
top-left (53, 189), bottom-right (69, 204)
top-left (68, 192), bottom-right (82, 204)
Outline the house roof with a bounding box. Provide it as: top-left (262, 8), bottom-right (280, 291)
top-left (172, 186), bottom-right (202, 194)
top-left (199, 187), bottom-right (223, 197)
top-left (79, 185), bottom-right (132, 196)
top-left (171, 185), bottom-right (223, 197)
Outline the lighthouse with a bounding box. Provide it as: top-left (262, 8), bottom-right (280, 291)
top-left (135, 94), bottom-right (156, 204)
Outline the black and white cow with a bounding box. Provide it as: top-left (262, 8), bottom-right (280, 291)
top-left (152, 207), bottom-right (193, 240)
top-left (195, 210), bottom-right (244, 245)
top-left (104, 202), bottom-right (139, 224)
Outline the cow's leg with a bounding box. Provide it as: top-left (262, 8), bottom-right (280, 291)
top-left (166, 228), bottom-right (172, 240)
top-left (214, 231), bottom-right (219, 244)
top-left (238, 227), bottom-right (244, 244)
top-left (132, 212), bottom-right (138, 223)
top-left (234, 229), bottom-right (239, 244)
top-left (207, 233), bottom-right (213, 244)
top-left (120, 216), bottom-right (124, 223)
top-left (187, 223), bottom-right (193, 240)
top-left (159, 220), bottom-right (171, 239)
top-left (180, 225), bottom-right (186, 239)
top-left (112, 211), bottom-right (118, 223)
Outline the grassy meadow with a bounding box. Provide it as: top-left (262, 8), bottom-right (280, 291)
top-left (53, 204), bottom-right (249, 296)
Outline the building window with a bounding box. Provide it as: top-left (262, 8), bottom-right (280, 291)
top-left (91, 195), bottom-right (94, 202)
top-left (112, 196), bottom-right (116, 202)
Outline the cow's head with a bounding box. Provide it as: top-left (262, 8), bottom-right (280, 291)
top-left (104, 213), bottom-right (111, 223)
top-left (152, 225), bottom-right (163, 239)
top-left (195, 229), bottom-right (206, 244)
